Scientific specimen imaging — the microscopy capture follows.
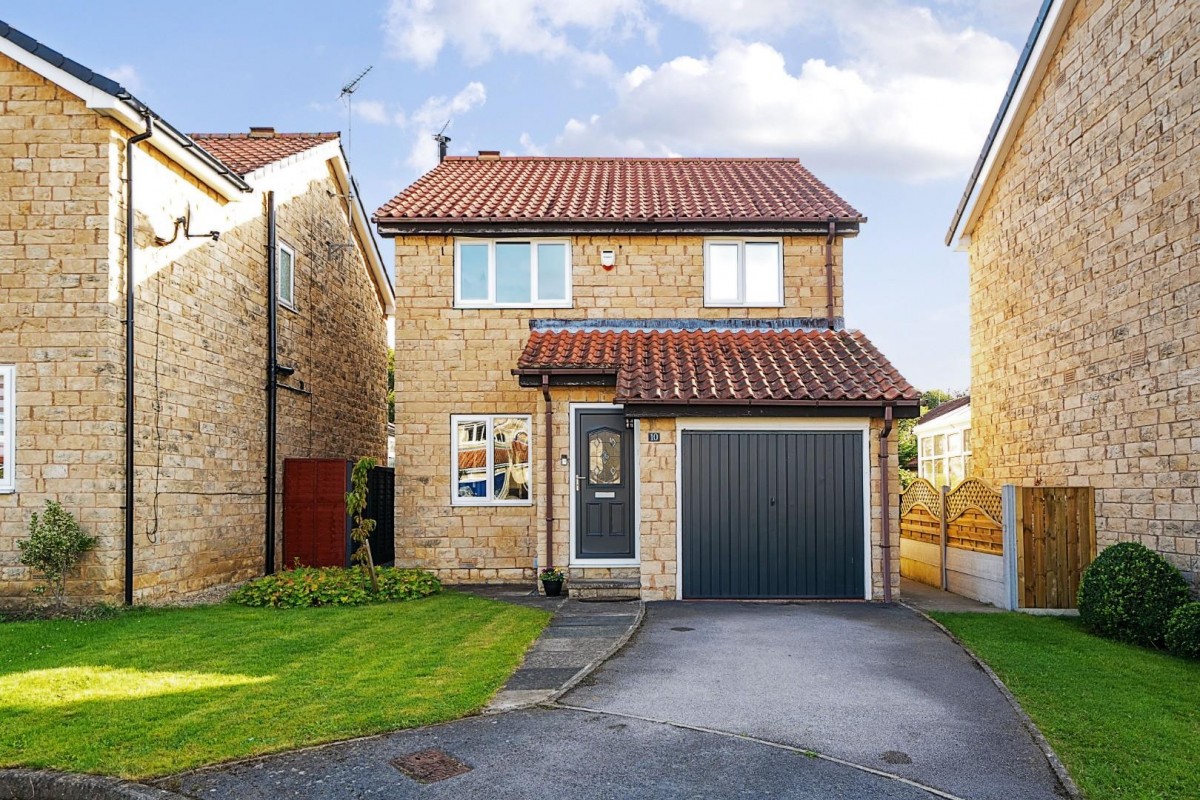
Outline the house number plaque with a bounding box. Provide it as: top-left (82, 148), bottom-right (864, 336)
top-left (648, 432), bottom-right (661, 442)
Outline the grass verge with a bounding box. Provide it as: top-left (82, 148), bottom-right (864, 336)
top-left (932, 612), bottom-right (1200, 800)
top-left (0, 592), bottom-right (548, 778)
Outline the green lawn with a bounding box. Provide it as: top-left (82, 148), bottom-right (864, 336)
top-left (0, 592), bottom-right (549, 778)
top-left (932, 612), bottom-right (1200, 800)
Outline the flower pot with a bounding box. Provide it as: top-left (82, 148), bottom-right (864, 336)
top-left (542, 579), bottom-right (564, 597)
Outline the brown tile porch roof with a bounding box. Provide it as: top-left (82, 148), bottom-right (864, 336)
top-left (191, 131), bottom-right (339, 176)
top-left (375, 156), bottom-right (863, 224)
top-left (516, 323), bottom-right (919, 406)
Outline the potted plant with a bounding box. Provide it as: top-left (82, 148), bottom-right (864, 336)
top-left (540, 566), bottom-right (565, 597)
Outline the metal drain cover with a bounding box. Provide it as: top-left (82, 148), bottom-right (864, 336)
top-left (392, 748), bottom-right (472, 783)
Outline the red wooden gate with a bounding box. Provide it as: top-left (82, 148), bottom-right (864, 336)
top-left (283, 459), bottom-right (351, 568)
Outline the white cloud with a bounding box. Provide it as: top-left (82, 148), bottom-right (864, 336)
top-left (349, 100), bottom-right (408, 127)
top-left (656, 0), bottom-right (815, 37)
top-left (519, 132), bottom-right (546, 156)
top-left (550, 5), bottom-right (1018, 182)
top-left (384, 0), bottom-right (652, 73)
top-left (103, 64), bottom-right (142, 92)
top-left (406, 82), bottom-right (488, 173)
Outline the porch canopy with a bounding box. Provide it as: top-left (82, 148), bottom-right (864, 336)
top-left (514, 319), bottom-right (921, 418)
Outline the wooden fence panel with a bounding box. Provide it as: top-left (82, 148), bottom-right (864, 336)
top-left (900, 505), bottom-right (941, 545)
top-left (1016, 486), bottom-right (1096, 609)
top-left (947, 509), bottom-right (1003, 555)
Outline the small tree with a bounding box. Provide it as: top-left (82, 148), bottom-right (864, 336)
top-left (17, 500), bottom-right (98, 609)
top-left (346, 457), bottom-right (379, 593)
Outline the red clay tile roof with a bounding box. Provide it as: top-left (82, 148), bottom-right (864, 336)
top-left (375, 157), bottom-right (863, 223)
top-left (191, 132), bottom-right (340, 176)
top-left (517, 327), bottom-right (918, 405)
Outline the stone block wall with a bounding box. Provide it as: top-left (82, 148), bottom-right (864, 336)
top-left (0, 52), bottom-right (125, 602)
top-left (967, 0), bottom-right (1200, 585)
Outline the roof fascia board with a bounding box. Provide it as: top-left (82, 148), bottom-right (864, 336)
top-left (328, 148), bottom-right (396, 315)
top-left (946, 0), bottom-right (1080, 249)
top-left (0, 36), bottom-right (248, 201)
top-left (376, 220), bottom-right (862, 238)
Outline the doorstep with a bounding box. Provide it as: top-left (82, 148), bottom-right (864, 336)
top-left (483, 597), bottom-right (643, 712)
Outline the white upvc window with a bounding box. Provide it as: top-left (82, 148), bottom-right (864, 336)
top-left (704, 239), bottom-right (784, 307)
top-left (919, 427), bottom-right (972, 489)
top-left (451, 414), bottom-right (532, 506)
top-left (0, 366), bottom-right (14, 493)
top-left (454, 239), bottom-right (571, 308)
top-left (278, 242), bottom-right (296, 309)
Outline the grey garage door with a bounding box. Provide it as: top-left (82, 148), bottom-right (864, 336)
top-left (681, 431), bottom-right (865, 599)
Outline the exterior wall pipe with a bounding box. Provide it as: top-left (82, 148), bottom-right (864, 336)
top-left (542, 375), bottom-right (554, 577)
top-left (879, 404), bottom-right (895, 603)
top-left (265, 191), bottom-right (278, 575)
top-left (124, 114), bottom-right (153, 606)
top-left (825, 218), bottom-right (837, 329)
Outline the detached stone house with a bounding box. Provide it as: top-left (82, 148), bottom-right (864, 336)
top-left (947, 0), bottom-right (1199, 584)
top-left (0, 23), bottom-right (394, 604)
top-left (377, 154), bottom-right (919, 600)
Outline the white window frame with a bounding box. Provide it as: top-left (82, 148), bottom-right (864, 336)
top-left (918, 426), bottom-right (973, 489)
top-left (451, 414), bottom-right (533, 506)
top-left (278, 241), bottom-right (297, 310)
top-left (454, 238), bottom-right (573, 309)
top-left (0, 365), bottom-right (14, 493)
top-left (703, 238), bottom-right (784, 308)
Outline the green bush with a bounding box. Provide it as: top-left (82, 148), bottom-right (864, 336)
top-left (229, 566), bottom-right (442, 608)
top-left (1077, 542), bottom-right (1189, 647)
top-left (1165, 602), bottom-right (1200, 660)
top-left (17, 500), bottom-right (98, 608)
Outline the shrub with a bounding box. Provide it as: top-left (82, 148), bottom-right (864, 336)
top-left (17, 501), bottom-right (98, 608)
top-left (1165, 602), bottom-right (1200, 660)
top-left (229, 566), bottom-right (441, 608)
top-left (1077, 542), bottom-right (1189, 647)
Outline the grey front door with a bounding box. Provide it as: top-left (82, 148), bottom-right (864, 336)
top-left (575, 409), bottom-right (634, 559)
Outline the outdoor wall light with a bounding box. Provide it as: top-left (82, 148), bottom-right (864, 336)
top-left (559, 454), bottom-right (569, 467)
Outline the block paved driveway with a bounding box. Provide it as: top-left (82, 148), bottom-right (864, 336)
top-left (172, 602), bottom-right (1065, 800)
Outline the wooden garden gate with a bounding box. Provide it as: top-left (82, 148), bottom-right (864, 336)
top-left (1010, 486), bottom-right (1096, 609)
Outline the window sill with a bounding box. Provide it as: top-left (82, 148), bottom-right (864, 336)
top-left (454, 302), bottom-right (573, 310)
top-left (279, 300), bottom-right (300, 314)
top-left (451, 500), bottom-right (534, 508)
top-left (702, 301), bottom-right (787, 309)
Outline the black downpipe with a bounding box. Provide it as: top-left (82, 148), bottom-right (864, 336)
top-left (265, 191), bottom-right (278, 575)
top-left (124, 115), bottom-right (154, 606)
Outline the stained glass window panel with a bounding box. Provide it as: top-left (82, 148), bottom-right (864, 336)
top-left (588, 428), bottom-right (622, 485)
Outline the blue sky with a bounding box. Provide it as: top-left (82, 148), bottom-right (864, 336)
top-left (3, 1), bottom-right (1043, 391)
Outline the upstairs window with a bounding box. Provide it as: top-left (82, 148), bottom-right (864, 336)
top-left (455, 239), bottom-right (571, 307)
top-left (0, 366), bottom-right (13, 493)
top-left (704, 239), bottom-right (783, 307)
top-left (278, 242), bottom-right (296, 309)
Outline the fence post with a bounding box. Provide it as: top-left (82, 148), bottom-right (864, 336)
top-left (1001, 484), bottom-right (1018, 611)
top-left (939, 485), bottom-right (949, 591)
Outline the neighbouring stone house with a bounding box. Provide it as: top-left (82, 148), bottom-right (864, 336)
top-left (947, 0), bottom-right (1199, 585)
top-left (376, 153), bottom-right (919, 601)
top-left (0, 22), bottom-right (394, 604)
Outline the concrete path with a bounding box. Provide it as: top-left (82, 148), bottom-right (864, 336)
top-left (900, 578), bottom-right (1005, 613)
top-left (562, 602), bottom-right (1064, 800)
top-left (486, 597), bottom-right (643, 711)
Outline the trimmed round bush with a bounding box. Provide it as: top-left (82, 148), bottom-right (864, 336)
top-left (1165, 602), bottom-right (1200, 660)
top-left (1077, 542), bottom-right (1189, 647)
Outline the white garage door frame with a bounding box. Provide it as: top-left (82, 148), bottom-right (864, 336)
top-left (674, 417), bottom-right (873, 601)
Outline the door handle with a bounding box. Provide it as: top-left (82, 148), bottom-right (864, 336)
top-left (575, 475), bottom-right (584, 490)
